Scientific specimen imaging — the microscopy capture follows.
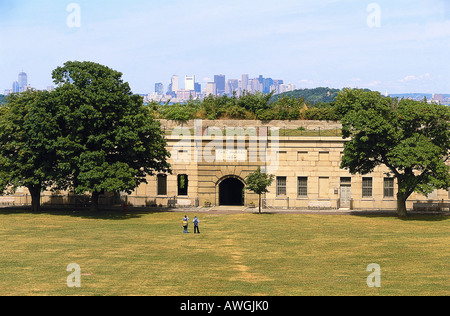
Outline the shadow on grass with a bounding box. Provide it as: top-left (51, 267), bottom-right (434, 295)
top-left (349, 210), bottom-right (450, 222)
top-left (0, 205), bottom-right (174, 220)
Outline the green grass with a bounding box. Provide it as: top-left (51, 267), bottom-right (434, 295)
top-left (0, 209), bottom-right (448, 296)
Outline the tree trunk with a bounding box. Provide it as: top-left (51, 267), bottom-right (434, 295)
top-left (396, 192), bottom-right (409, 217)
top-left (90, 191), bottom-right (100, 212)
top-left (259, 194), bottom-right (262, 214)
top-left (28, 185), bottom-right (41, 213)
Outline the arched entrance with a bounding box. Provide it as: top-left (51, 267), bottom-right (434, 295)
top-left (219, 177), bottom-right (245, 206)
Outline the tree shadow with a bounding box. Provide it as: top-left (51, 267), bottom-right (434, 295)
top-left (0, 205), bottom-right (173, 220)
top-left (349, 210), bottom-right (450, 222)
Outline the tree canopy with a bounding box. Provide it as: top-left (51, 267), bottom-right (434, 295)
top-left (0, 90), bottom-right (60, 211)
top-left (154, 90), bottom-right (339, 121)
top-left (0, 61), bottom-right (172, 212)
top-left (336, 88), bottom-right (450, 216)
top-left (51, 61), bottom-right (171, 211)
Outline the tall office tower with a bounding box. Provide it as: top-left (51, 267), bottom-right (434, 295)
top-left (206, 82), bottom-right (217, 96)
top-left (241, 74), bottom-right (249, 92)
top-left (194, 83), bottom-right (201, 93)
top-left (214, 75), bottom-right (226, 95)
top-left (263, 78), bottom-right (274, 94)
top-left (171, 75), bottom-right (179, 92)
top-left (251, 78), bottom-right (262, 92)
top-left (18, 72), bottom-right (27, 92)
top-left (258, 75), bottom-right (264, 85)
top-left (12, 81), bottom-right (20, 93)
top-left (226, 79), bottom-right (239, 95)
top-left (155, 82), bottom-right (164, 95)
top-left (185, 75), bottom-right (195, 91)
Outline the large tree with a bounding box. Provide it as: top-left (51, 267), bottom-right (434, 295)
top-left (51, 61), bottom-right (171, 211)
top-left (0, 90), bottom-right (60, 212)
top-left (336, 88), bottom-right (450, 217)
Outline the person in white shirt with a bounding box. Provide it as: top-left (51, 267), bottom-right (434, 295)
top-left (193, 216), bottom-right (200, 234)
top-left (182, 215), bottom-right (189, 233)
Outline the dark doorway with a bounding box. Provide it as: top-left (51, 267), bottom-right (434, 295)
top-left (219, 177), bottom-right (245, 206)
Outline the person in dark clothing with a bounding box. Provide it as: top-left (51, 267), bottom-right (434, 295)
top-left (193, 216), bottom-right (200, 234)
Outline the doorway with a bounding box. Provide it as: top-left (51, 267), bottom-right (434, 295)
top-left (340, 177), bottom-right (352, 208)
top-left (219, 177), bottom-right (245, 206)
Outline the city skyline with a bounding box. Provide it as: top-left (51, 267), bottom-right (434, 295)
top-left (3, 70), bottom-right (450, 104)
top-left (1, 1), bottom-right (449, 95)
top-left (148, 73), bottom-right (297, 102)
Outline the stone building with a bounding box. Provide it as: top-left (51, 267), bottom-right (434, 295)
top-left (2, 119), bottom-right (448, 211)
top-left (126, 120), bottom-right (450, 211)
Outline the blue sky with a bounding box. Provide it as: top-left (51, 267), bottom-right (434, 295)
top-left (0, 0), bottom-right (449, 94)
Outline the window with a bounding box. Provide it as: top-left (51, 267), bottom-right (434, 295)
top-left (177, 174), bottom-right (188, 196)
top-left (276, 177), bottom-right (287, 196)
top-left (384, 178), bottom-right (394, 198)
top-left (362, 177), bottom-right (373, 198)
top-left (298, 177), bottom-right (308, 197)
top-left (340, 177), bottom-right (351, 185)
top-left (157, 174), bottom-right (167, 196)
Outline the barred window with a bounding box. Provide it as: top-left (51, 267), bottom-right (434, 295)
top-left (177, 174), bottom-right (188, 196)
top-left (298, 177), bottom-right (308, 197)
top-left (276, 177), bottom-right (287, 196)
top-left (384, 178), bottom-right (394, 198)
top-left (362, 177), bottom-right (373, 198)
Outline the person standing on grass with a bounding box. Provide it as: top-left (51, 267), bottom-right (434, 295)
top-left (193, 216), bottom-right (200, 234)
top-left (182, 215), bottom-right (189, 233)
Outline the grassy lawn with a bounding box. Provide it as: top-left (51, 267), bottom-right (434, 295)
top-left (0, 208), bottom-right (448, 296)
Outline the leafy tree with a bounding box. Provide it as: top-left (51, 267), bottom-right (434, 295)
top-left (336, 88), bottom-right (450, 217)
top-left (269, 87), bottom-right (341, 105)
top-left (245, 167), bottom-right (275, 214)
top-left (0, 94), bottom-right (7, 105)
top-left (0, 90), bottom-right (60, 212)
top-left (51, 61), bottom-right (171, 211)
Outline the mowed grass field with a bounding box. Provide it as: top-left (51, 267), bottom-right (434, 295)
top-left (0, 208), bottom-right (448, 296)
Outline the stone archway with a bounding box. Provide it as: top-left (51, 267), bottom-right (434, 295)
top-left (218, 176), bottom-right (245, 206)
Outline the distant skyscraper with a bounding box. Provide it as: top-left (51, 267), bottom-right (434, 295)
top-left (194, 82), bottom-right (201, 93)
top-left (12, 81), bottom-right (19, 93)
top-left (263, 78), bottom-right (274, 94)
top-left (214, 75), bottom-right (225, 95)
top-left (258, 75), bottom-right (264, 85)
top-left (185, 75), bottom-right (195, 91)
top-left (206, 82), bottom-right (217, 96)
top-left (241, 74), bottom-right (249, 92)
top-left (171, 75), bottom-right (179, 92)
top-left (251, 78), bottom-right (262, 92)
top-left (167, 75), bottom-right (179, 97)
top-left (18, 72), bottom-right (27, 92)
top-left (226, 79), bottom-right (239, 95)
top-left (155, 82), bottom-right (164, 95)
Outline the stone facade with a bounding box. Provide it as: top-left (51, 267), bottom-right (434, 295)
top-left (2, 119), bottom-right (449, 210)
top-left (128, 120), bottom-right (450, 210)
